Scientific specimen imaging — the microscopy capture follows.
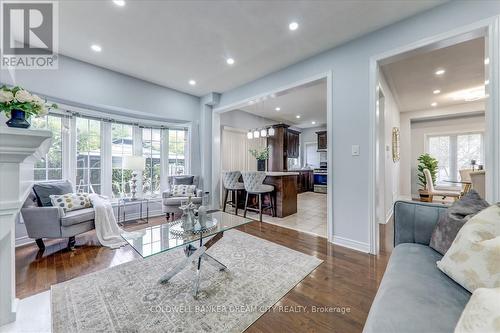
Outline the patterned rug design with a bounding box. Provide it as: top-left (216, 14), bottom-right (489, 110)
top-left (51, 230), bottom-right (322, 332)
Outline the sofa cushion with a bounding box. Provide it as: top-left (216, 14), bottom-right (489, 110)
top-left (430, 190), bottom-right (489, 255)
top-left (60, 208), bottom-right (95, 227)
top-left (171, 185), bottom-right (196, 197)
top-left (363, 243), bottom-right (470, 333)
top-left (437, 204), bottom-right (500, 292)
top-left (454, 287), bottom-right (500, 333)
top-left (172, 176), bottom-right (194, 185)
top-left (33, 180), bottom-right (73, 207)
top-left (50, 193), bottom-right (92, 212)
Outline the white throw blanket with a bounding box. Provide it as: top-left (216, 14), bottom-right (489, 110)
top-left (89, 194), bottom-right (130, 249)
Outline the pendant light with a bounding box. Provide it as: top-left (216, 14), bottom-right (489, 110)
top-left (268, 127), bottom-right (275, 136)
top-left (260, 128), bottom-right (267, 137)
top-left (247, 131), bottom-right (253, 139)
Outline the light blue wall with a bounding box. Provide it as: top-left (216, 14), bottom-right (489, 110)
top-left (215, 1), bottom-right (500, 247)
top-left (0, 55), bottom-right (202, 175)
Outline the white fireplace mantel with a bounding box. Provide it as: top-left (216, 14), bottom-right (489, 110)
top-left (0, 126), bottom-right (52, 326)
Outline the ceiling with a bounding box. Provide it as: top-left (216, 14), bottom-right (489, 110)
top-left (239, 79), bottom-right (326, 129)
top-left (55, 0), bottom-right (444, 96)
top-left (380, 37), bottom-right (486, 112)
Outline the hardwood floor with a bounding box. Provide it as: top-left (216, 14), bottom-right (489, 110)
top-left (15, 217), bottom-right (391, 333)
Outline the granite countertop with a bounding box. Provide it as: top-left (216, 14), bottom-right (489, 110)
top-left (265, 171), bottom-right (300, 176)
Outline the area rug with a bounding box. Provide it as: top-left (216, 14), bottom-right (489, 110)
top-left (51, 229), bottom-right (322, 333)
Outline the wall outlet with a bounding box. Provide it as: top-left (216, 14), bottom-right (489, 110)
top-left (351, 145), bottom-right (360, 156)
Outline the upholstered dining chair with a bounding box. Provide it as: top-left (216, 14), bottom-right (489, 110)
top-left (222, 171), bottom-right (245, 215)
top-left (241, 171), bottom-right (275, 222)
top-left (470, 170), bottom-right (486, 198)
top-left (424, 169), bottom-right (461, 201)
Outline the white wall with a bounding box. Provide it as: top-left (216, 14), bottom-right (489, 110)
top-left (409, 114), bottom-right (486, 195)
top-left (379, 72), bottom-right (400, 223)
top-left (211, 1), bottom-right (500, 251)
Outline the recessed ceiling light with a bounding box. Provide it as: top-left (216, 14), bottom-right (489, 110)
top-left (289, 22), bottom-right (299, 31)
top-left (275, 107), bottom-right (281, 111)
top-left (485, 80), bottom-right (490, 85)
top-left (226, 58), bottom-right (235, 65)
top-left (113, 0), bottom-right (125, 6)
top-left (433, 89), bottom-right (441, 94)
top-left (188, 80), bottom-right (196, 86)
top-left (311, 121), bottom-right (316, 125)
top-left (296, 115), bottom-right (301, 119)
top-left (484, 58), bottom-right (490, 65)
top-left (90, 44), bottom-right (102, 52)
top-left (431, 102), bottom-right (438, 107)
top-left (435, 69), bottom-right (445, 76)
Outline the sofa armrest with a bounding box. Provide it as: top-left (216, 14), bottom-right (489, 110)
top-left (196, 189), bottom-right (203, 197)
top-left (393, 200), bottom-right (448, 247)
top-left (21, 207), bottom-right (64, 238)
top-left (162, 190), bottom-right (172, 198)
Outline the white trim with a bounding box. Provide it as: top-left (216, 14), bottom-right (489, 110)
top-left (332, 236), bottom-right (370, 253)
top-left (384, 207), bottom-right (393, 225)
top-left (369, 16), bottom-right (500, 255)
top-left (50, 102), bottom-right (190, 129)
top-left (212, 71), bottom-right (335, 244)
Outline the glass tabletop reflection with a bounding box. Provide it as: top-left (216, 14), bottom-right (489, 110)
top-left (122, 211), bottom-right (253, 258)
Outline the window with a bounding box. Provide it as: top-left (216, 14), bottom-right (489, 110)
top-left (428, 136), bottom-right (451, 181)
top-left (32, 115), bottom-right (63, 181)
top-left (112, 123), bottom-right (133, 198)
top-left (76, 117), bottom-right (101, 194)
top-left (142, 128), bottom-right (161, 195)
top-left (427, 132), bottom-right (483, 183)
top-left (29, 108), bottom-right (190, 197)
top-left (168, 129), bottom-right (187, 175)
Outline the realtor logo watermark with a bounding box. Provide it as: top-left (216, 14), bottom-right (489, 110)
top-left (1, 0), bottom-right (58, 69)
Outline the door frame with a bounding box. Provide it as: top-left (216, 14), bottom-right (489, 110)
top-left (369, 16), bottom-right (500, 254)
top-left (212, 71), bottom-right (334, 243)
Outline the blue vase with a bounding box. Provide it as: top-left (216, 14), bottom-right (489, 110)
top-left (6, 109), bottom-right (30, 128)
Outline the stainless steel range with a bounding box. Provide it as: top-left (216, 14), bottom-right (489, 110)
top-left (313, 165), bottom-right (327, 193)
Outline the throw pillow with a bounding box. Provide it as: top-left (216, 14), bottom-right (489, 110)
top-left (454, 287), bottom-right (500, 333)
top-left (33, 180), bottom-right (73, 207)
top-left (49, 193), bottom-right (92, 212)
top-left (172, 176), bottom-right (194, 185)
top-left (171, 185), bottom-right (196, 197)
top-left (430, 190), bottom-right (489, 255)
top-left (437, 204), bottom-right (500, 293)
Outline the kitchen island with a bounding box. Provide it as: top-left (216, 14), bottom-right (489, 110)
top-left (263, 172), bottom-right (299, 217)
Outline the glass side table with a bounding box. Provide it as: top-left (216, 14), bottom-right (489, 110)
top-left (115, 197), bottom-right (162, 225)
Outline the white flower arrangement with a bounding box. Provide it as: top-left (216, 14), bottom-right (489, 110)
top-left (0, 85), bottom-right (56, 118)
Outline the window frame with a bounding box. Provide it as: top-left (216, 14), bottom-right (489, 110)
top-left (425, 130), bottom-right (484, 182)
top-left (33, 106), bottom-right (191, 198)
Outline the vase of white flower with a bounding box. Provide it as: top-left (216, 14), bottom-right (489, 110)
top-left (0, 85), bottom-right (56, 128)
top-left (6, 109), bottom-right (30, 128)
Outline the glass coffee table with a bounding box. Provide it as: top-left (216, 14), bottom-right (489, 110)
top-left (122, 210), bottom-right (253, 297)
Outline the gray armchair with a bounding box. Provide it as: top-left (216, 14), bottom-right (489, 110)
top-left (162, 175), bottom-right (203, 220)
top-left (21, 181), bottom-right (95, 250)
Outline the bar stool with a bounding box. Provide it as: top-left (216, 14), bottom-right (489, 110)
top-left (241, 171), bottom-right (276, 222)
top-left (222, 171), bottom-right (245, 215)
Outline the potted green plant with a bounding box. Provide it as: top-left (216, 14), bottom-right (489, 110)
top-left (249, 146), bottom-right (270, 171)
top-left (417, 153), bottom-right (438, 202)
top-left (0, 85), bottom-right (56, 128)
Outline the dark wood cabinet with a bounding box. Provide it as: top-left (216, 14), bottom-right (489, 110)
top-left (267, 124), bottom-right (301, 171)
top-left (296, 170), bottom-right (313, 193)
top-left (316, 131), bottom-right (327, 151)
top-left (286, 129), bottom-right (300, 158)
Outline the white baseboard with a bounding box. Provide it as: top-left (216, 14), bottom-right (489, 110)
top-left (15, 236), bottom-right (32, 247)
top-left (332, 235), bottom-right (370, 253)
top-left (15, 211), bottom-right (164, 247)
